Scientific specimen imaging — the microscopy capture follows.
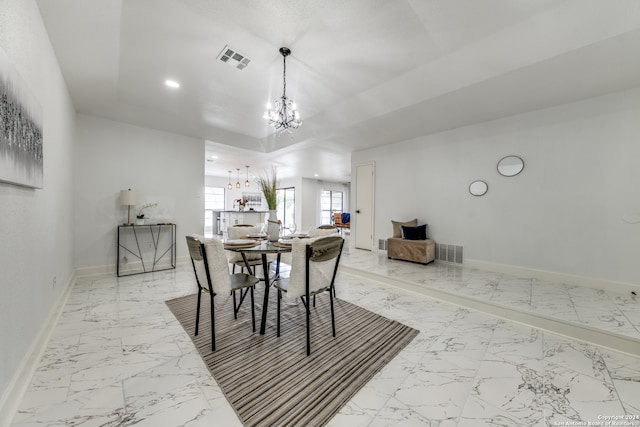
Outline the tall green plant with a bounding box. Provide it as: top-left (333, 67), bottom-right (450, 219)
top-left (256, 166), bottom-right (278, 210)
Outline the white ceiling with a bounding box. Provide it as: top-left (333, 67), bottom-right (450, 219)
top-left (36, 0), bottom-right (640, 182)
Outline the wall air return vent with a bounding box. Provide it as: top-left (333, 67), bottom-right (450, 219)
top-left (217, 45), bottom-right (251, 70)
top-left (435, 243), bottom-right (463, 264)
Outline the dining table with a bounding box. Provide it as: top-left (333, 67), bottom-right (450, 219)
top-left (224, 239), bottom-right (293, 335)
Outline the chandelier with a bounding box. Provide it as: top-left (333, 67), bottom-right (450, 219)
top-left (264, 47), bottom-right (301, 132)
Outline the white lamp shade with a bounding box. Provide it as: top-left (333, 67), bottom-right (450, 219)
top-left (119, 189), bottom-right (138, 206)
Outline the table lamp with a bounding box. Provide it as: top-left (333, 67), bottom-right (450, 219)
top-left (119, 189), bottom-right (138, 226)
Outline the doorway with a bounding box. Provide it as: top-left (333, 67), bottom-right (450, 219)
top-left (276, 187), bottom-right (296, 233)
top-left (355, 162), bottom-right (374, 250)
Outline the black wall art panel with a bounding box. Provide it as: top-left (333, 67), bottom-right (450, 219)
top-left (0, 47), bottom-right (43, 189)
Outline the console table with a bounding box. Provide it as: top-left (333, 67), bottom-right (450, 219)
top-left (117, 224), bottom-right (176, 277)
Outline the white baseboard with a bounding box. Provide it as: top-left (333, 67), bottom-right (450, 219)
top-left (75, 256), bottom-right (190, 278)
top-left (0, 272), bottom-right (76, 427)
top-left (464, 258), bottom-right (640, 295)
top-left (75, 263), bottom-right (115, 277)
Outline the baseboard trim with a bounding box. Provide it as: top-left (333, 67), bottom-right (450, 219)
top-left (342, 265), bottom-right (640, 357)
top-left (75, 256), bottom-right (190, 278)
top-left (75, 263), bottom-right (115, 277)
top-left (0, 271), bottom-right (77, 427)
top-left (464, 258), bottom-right (640, 295)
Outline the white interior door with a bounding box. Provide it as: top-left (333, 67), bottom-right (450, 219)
top-left (355, 162), bottom-right (374, 250)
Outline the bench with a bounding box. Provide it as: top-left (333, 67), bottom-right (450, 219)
top-left (386, 219), bottom-right (435, 265)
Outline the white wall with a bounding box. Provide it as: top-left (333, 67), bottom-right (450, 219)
top-left (74, 115), bottom-right (204, 271)
top-left (353, 88), bottom-right (640, 287)
top-left (0, 0), bottom-right (76, 411)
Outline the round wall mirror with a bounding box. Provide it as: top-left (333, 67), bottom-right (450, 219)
top-left (497, 155), bottom-right (524, 177)
top-left (469, 180), bottom-right (488, 196)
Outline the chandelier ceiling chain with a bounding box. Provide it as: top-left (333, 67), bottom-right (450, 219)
top-left (281, 48), bottom-right (288, 99)
top-left (264, 47), bottom-right (302, 133)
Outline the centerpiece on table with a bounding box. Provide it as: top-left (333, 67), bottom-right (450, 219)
top-left (256, 166), bottom-right (281, 242)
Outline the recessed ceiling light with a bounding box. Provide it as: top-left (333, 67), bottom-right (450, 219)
top-left (165, 79), bottom-right (180, 88)
top-left (314, 174), bottom-right (319, 177)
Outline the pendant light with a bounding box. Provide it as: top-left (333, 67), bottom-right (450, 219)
top-left (227, 171), bottom-right (232, 190)
top-left (236, 168), bottom-right (241, 189)
top-left (264, 47), bottom-right (301, 133)
top-left (245, 165), bottom-right (250, 187)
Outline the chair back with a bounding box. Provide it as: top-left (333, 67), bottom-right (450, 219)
top-left (227, 226), bottom-right (261, 263)
top-left (228, 225), bottom-right (259, 238)
top-left (186, 235), bottom-right (208, 292)
top-left (308, 226), bottom-right (339, 237)
top-left (186, 235), bottom-right (231, 295)
top-left (287, 236), bottom-right (344, 298)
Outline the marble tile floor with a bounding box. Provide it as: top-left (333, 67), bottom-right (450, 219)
top-left (341, 247), bottom-right (640, 343)
top-left (11, 257), bottom-right (640, 426)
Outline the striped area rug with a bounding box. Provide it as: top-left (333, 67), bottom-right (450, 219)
top-left (166, 290), bottom-right (418, 426)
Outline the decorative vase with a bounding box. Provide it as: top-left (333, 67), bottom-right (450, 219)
top-left (267, 209), bottom-right (280, 242)
top-left (239, 205), bottom-right (245, 212)
top-left (135, 218), bottom-right (145, 225)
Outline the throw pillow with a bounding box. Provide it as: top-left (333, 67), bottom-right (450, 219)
top-left (391, 218), bottom-right (417, 238)
top-left (401, 224), bottom-right (428, 240)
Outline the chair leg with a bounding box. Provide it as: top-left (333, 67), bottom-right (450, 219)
top-left (306, 295), bottom-right (311, 356)
top-left (210, 293), bottom-right (216, 352)
top-left (329, 288), bottom-right (336, 337)
top-left (232, 291), bottom-right (238, 319)
top-left (250, 286), bottom-right (255, 333)
top-left (232, 264), bottom-right (236, 274)
top-left (276, 289), bottom-right (281, 337)
top-left (195, 288), bottom-right (202, 336)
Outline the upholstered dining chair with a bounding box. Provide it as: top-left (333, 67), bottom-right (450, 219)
top-left (274, 235), bottom-right (345, 355)
top-left (306, 227), bottom-right (340, 296)
top-left (308, 226), bottom-right (339, 237)
top-left (186, 235), bottom-right (259, 351)
top-left (227, 225), bottom-right (264, 275)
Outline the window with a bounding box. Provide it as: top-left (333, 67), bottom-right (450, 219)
top-left (204, 186), bottom-right (225, 237)
top-left (320, 190), bottom-right (343, 225)
top-left (276, 187), bottom-right (295, 233)
top-left (205, 186), bottom-right (225, 210)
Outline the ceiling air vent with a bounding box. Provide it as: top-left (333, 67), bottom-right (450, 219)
top-left (217, 45), bottom-right (251, 70)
